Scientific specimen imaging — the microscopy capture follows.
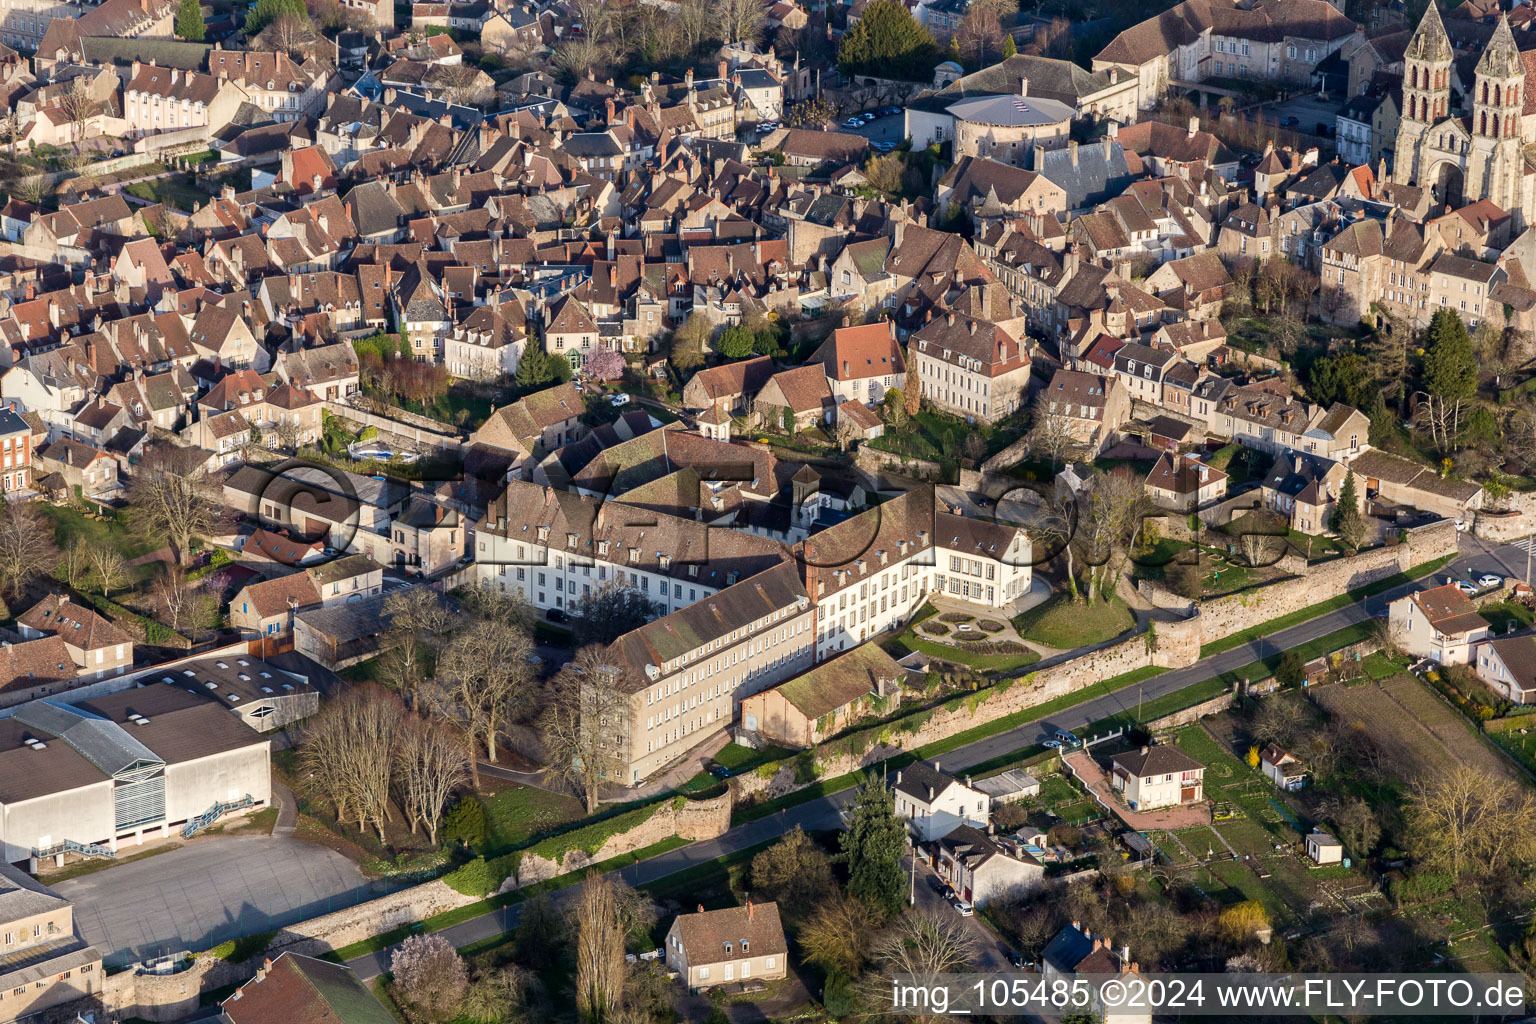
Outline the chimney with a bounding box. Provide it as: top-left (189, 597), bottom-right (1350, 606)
top-left (933, 760), bottom-right (939, 772)
top-left (946, 310), bottom-right (955, 326)
top-left (896, 770), bottom-right (902, 783)
top-left (1069, 140), bottom-right (1079, 166)
top-left (685, 68), bottom-right (694, 88)
top-left (1140, 746), bottom-right (1148, 755)
top-left (718, 60), bottom-right (728, 81)
top-left (1187, 115), bottom-right (1198, 139)
top-left (1019, 77), bottom-right (1029, 97)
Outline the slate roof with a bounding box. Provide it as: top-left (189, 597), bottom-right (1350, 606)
top-left (1111, 743), bottom-right (1204, 778)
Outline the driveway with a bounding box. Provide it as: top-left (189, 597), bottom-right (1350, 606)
top-left (56, 836), bottom-right (385, 968)
top-left (907, 853), bottom-right (1012, 971)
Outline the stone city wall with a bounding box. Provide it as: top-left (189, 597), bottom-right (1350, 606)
top-left (512, 792), bottom-right (733, 888)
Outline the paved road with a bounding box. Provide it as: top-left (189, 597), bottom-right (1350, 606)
top-left (58, 837), bottom-right (389, 968)
top-left (345, 542), bottom-right (1491, 981)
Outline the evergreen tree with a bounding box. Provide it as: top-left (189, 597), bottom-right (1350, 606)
top-left (837, 0), bottom-right (938, 81)
top-left (1002, 33), bottom-right (1017, 57)
top-left (1422, 309), bottom-right (1477, 403)
top-left (1420, 308), bottom-right (1478, 452)
top-left (839, 773), bottom-right (908, 919)
top-left (1330, 471), bottom-right (1365, 550)
top-left (244, 0), bottom-right (306, 34)
top-left (717, 324), bottom-right (756, 360)
top-left (176, 0), bottom-right (205, 41)
top-left (514, 348), bottom-right (556, 389)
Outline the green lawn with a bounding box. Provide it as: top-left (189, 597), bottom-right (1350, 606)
top-left (124, 174), bottom-right (213, 212)
top-left (712, 743), bottom-right (792, 772)
top-left (480, 785), bottom-right (585, 853)
top-left (882, 631), bottom-right (1040, 672)
top-left (1012, 593), bottom-right (1135, 649)
top-left (39, 504), bottom-right (159, 560)
top-left (1481, 600), bottom-right (1534, 635)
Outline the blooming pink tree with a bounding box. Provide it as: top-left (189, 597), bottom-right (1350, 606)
top-left (583, 347), bottom-right (626, 382)
top-left (391, 933), bottom-right (468, 1021)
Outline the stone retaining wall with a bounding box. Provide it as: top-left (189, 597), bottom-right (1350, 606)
top-left (512, 792), bottom-right (733, 888)
top-left (1145, 691), bottom-right (1235, 734)
top-left (732, 616), bottom-right (1204, 805)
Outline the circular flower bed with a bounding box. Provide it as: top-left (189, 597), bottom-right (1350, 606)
top-left (955, 630), bottom-right (992, 642)
top-left (977, 620), bottom-right (1005, 633)
top-left (939, 612), bottom-right (976, 624)
top-left (921, 621), bottom-right (950, 636)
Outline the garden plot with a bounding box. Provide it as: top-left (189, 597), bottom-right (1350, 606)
top-left (1313, 679), bottom-right (1518, 784)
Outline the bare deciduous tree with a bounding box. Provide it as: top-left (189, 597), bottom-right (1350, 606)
top-left (151, 567), bottom-right (218, 640)
top-left (0, 497), bottom-right (56, 600)
top-left (956, 6), bottom-right (1003, 65)
top-left (799, 896), bottom-right (869, 976)
top-left (714, 0), bottom-right (764, 45)
top-left (429, 618), bottom-right (534, 784)
top-left (573, 871), bottom-right (627, 1024)
top-left (395, 720), bottom-right (471, 844)
top-left (58, 537), bottom-right (91, 591)
top-left (1075, 467), bottom-right (1150, 604)
top-left (59, 78), bottom-right (95, 158)
top-left (1405, 764), bottom-right (1536, 881)
top-left (89, 543), bottom-right (129, 599)
top-left (862, 911), bottom-right (977, 1022)
top-left (1027, 394), bottom-right (1075, 471)
top-left (378, 587), bottom-right (454, 710)
top-left (128, 445), bottom-right (218, 566)
top-left (298, 687), bottom-right (400, 841)
top-left (541, 646), bottom-right (631, 813)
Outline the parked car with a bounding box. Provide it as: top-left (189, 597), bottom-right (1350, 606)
top-left (879, 105), bottom-right (902, 116)
top-left (708, 764), bottom-right (733, 779)
top-left (1280, 115), bottom-right (1300, 127)
top-left (1455, 581), bottom-right (1478, 596)
top-left (842, 117), bottom-right (863, 128)
top-left (546, 608), bottom-right (569, 624)
top-left (1480, 574), bottom-right (1504, 589)
top-left (1042, 739), bottom-right (1062, 749)
top-left (952, 899), bottom-right (974, 917)
top-left (872, 140), bottom-right (897, 152)
top-left (611, 393), bottom-right (632, 406)
top-left (1054, 730), bottom-right (1076, 744)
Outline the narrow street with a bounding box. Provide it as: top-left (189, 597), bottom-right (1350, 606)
top-left (344, 541), bottom-right (1482, 981)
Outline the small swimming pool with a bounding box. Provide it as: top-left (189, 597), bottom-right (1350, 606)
top-left (348, 445), bottom-right (422, 464)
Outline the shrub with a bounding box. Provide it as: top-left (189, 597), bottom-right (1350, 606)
top-left (939, 612), bottom-right (976, 623)
top-left (443, 857), bottom-right (496, 896)
top-left (977, 620), bottom-right (1005, 632)
top-left (441, 796), bottom-right (487, 850)
top-left (793, 749), bottom-right (819, 784)
top-left (921, 621), bottom-right (950, 636)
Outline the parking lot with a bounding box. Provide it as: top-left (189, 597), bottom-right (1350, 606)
top-left (1251, 91), bottom-right (1345, 141)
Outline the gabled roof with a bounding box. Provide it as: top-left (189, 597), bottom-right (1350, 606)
top-left (772, 643), bottom-right (904, 720)
top-left (223, 953), bottom-right (397, 1024)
